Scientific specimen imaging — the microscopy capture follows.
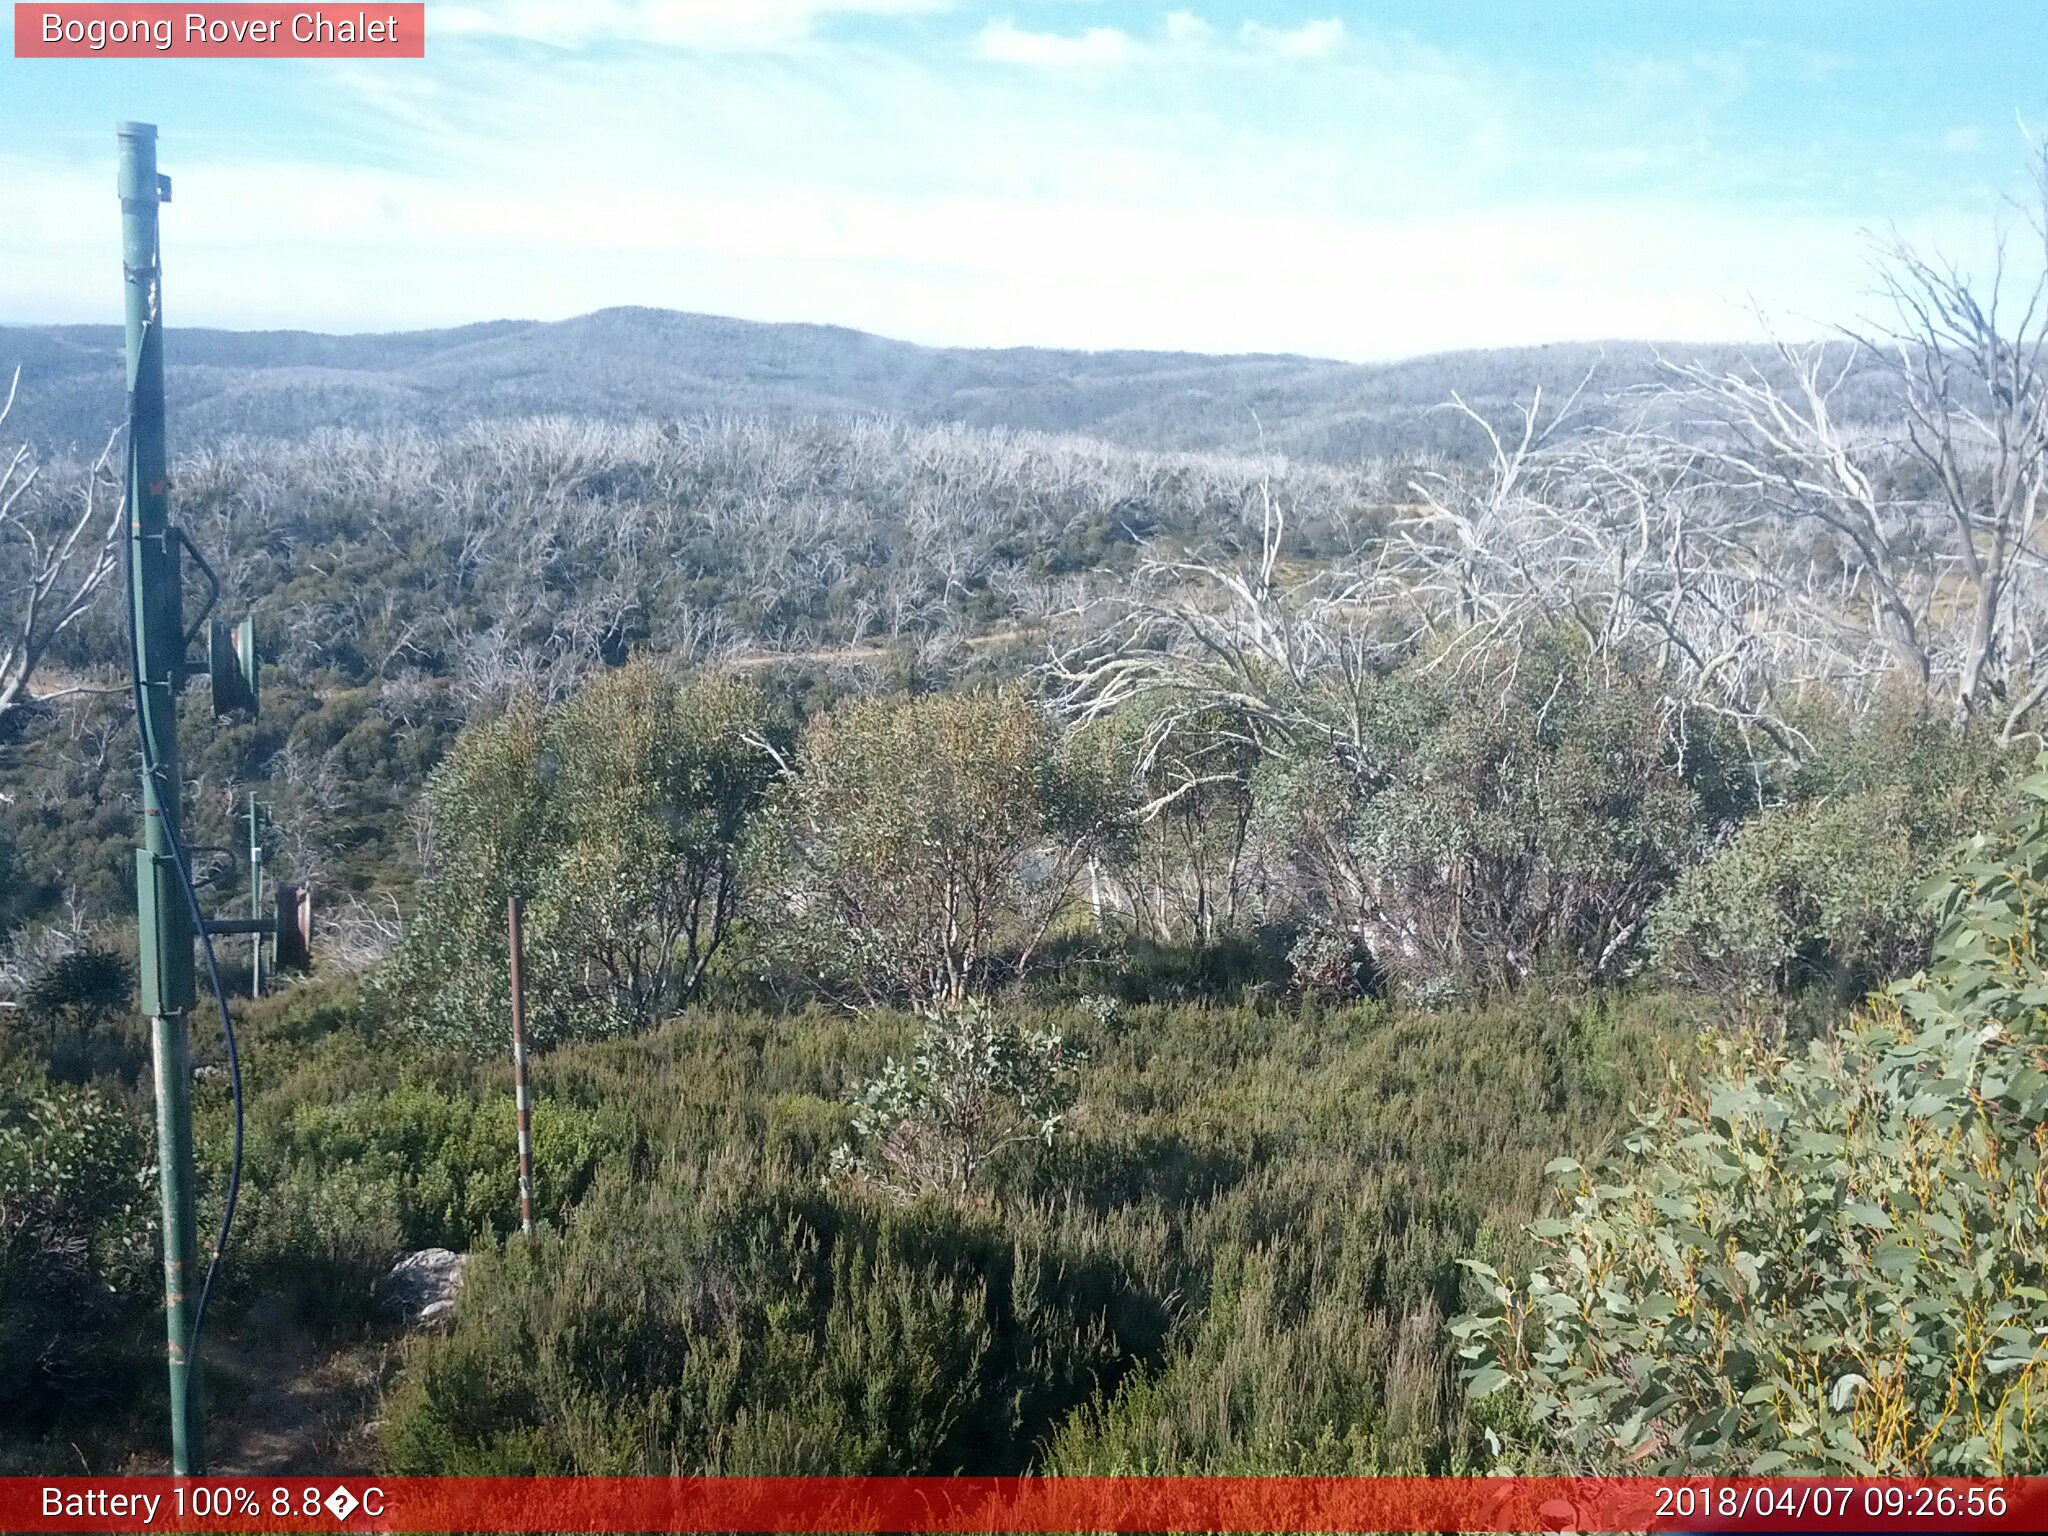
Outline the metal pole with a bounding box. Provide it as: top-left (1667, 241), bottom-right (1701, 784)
top-left (121, 120), bottom-right (203, 1476)
top-left (507, 895), bottom-right (535, 1237)
top-left (248, 794), bottom-right (263, 997)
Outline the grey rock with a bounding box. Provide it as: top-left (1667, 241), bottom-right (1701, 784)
top-left (378, 1247), bottom-right (468, 1332)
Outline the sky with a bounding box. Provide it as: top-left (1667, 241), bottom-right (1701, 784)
top-left (4, 2), bottom-right (2048, 359)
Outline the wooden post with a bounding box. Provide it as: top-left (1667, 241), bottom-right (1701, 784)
top-left (507, 894), bottom-right (535, 1237)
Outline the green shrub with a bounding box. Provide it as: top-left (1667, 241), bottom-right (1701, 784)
top-left (1247, 635), bottom-right (1745, 997)
top-left (1648, 719), bottom-right (2021, 1004)
top-left (218, 1164), bottom-right (410, 1334)
top-left (1286, 920), bottom-right (1374, 1000)
top-left (0, 1061), bottom-right (156, 1433)
top-left (378, 988), bottom-right (1676, 1477)
top-left (749, 690), bottom-right (1119, 1005)
top-left (381, 1170), bottom-right (1126, 1475)
top-left (1455, 761), bottom-right (2048, 1474)
top-left (830, 1001), bottom-right (1082, 1203)
top-left (8, 947), bottom-right (145, 1086)
top-left (1649, 791), bottom-right (1921, 1003)
top-left (218, 1076), bottom-right (635, 1331)
top-left (1045, 1245), bottom-right (1458, 1474)
top-left (1050, 929), bottom-right (1293, 1007)
top-left (179, 982), bottom-right (637, 1334)
top-left (21, 947), bottom-right (133, 1020)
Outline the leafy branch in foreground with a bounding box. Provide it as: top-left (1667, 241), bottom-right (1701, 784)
top-left (1455, 760), bottom-right (2048, 1474)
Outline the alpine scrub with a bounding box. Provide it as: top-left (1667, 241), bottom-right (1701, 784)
top-left (1455, 761), bottom-right (2048, 1474)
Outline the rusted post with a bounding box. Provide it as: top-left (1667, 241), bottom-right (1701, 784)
top-left (507, 894), bottom-right (535, 1237)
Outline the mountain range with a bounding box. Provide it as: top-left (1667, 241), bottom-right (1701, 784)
top-left (0, 306), bottom-right (1843, 463)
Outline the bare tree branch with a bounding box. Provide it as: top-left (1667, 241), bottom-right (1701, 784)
top-left (0, 370), bottom-right (126, 724)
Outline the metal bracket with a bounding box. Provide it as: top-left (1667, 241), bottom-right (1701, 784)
top-left (201, 917), bottom-right (273, 937)
top-left (201, 883), bottom-right (310, 968)
top-left (173, 527), bottom-right (220, 650)
top-left (136, 849), bottom-right (196, 1015)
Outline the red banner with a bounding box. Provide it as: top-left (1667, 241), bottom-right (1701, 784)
top-left (13, 4), bottom-right (424, 57)
top-left (5, 1476), bottom-right (2047, 1533)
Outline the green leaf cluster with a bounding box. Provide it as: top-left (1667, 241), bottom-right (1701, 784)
top-left (1247, 633), bottom-right (1744, 995)
top-left (831, 1000), bottom-right (1083, 1201)
top-left (1649, 716), bottom-right (2020, 1004)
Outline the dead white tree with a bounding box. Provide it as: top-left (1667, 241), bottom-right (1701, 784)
top-left (1048, 470), bottom-right (1413, 781)
top-left (1391, 375), bottom-right (1601, 665)
top-left (1872, 221), bottom-right (2048, 736)
top-left (1385, 154), bottom-right (2048, 754)
top-left (1661, 343), bottom-right (1947, 710)
top-left (1665, 155), bottom-right (2048, 739)
top-left (315, 892), bottom-right (406, 971)
top-left (0, 370), bottom-right (125, 723)
top-left (1389, 398), bottom-right (1899, 761)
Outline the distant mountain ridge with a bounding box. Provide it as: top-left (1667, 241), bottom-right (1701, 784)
top-left (0, 306), bottom-right (1818, 463)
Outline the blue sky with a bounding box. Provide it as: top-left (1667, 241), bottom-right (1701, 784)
top-left (4, 2), bottom-right (2046, 358)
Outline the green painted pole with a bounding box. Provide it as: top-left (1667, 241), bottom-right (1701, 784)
top-left (120, 120), bottom-right (203, 1476)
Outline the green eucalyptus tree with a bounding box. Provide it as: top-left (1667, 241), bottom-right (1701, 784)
top-left (381, 666), bottom-right (775, 1051)
top-left (752, 689), bottom-right (1121, 1006)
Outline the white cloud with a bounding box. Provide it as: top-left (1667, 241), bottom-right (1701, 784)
top-left (1163, 11), bottom-right (1209, 47)
top-left (976, 21), bottom-right (1136, 68)
top-left (435, 0), bottom-right (943, 51)
top-left (6, 140), bottom-right (1996, 360)
top-left (1240, 18), bottom-right (1344, 61)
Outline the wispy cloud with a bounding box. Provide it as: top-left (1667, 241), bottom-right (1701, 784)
top-left (978, 13), bottom-right (1348, 70)
top-left (436, 0), bottom-right (944, 51)
top-left (1241, 18), bottom-right (1344, 61)
top-left (10, 122), bottom-right (1995, 357)
top-left (976, 20), bottom-right (1137, 68)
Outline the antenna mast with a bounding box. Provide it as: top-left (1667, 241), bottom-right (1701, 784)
top-left (119, 121), bottom-right (310, 1474)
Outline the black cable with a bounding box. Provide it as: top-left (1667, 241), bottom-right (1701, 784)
top-left (157, 775), bottom-right (244, 1365)
top-left (122, 288), bottom-right (245, 1377)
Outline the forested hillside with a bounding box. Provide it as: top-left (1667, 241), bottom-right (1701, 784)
top-left (4, 188), bottom-right (2048, 1480)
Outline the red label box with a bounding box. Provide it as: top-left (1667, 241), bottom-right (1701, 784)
top-left (14, 3), bottom-right (424, 57)
top-left (5, 1476), bottom-right (2048, 1534)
